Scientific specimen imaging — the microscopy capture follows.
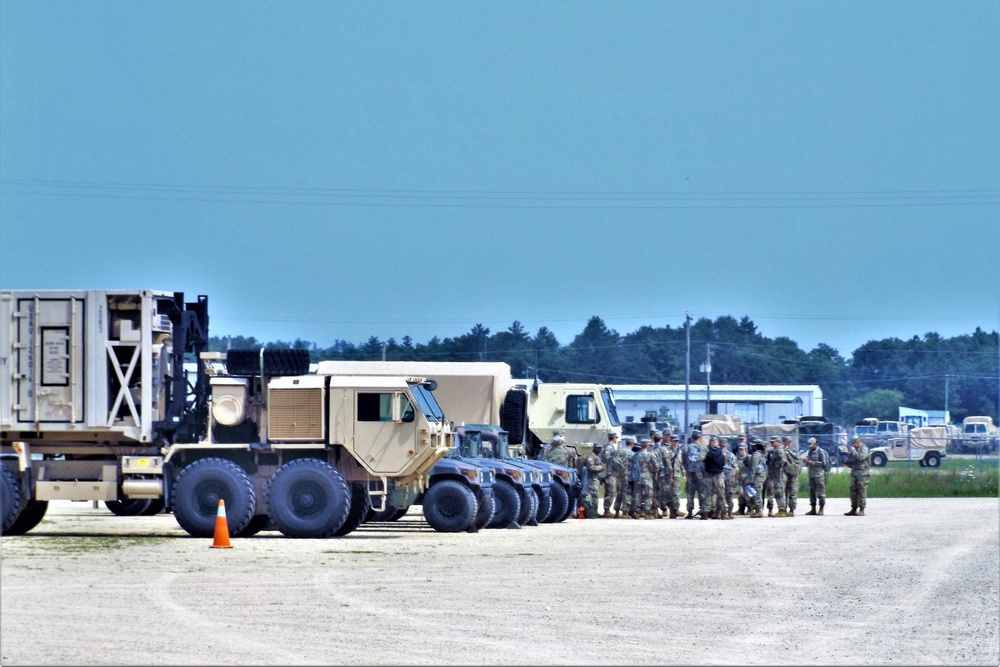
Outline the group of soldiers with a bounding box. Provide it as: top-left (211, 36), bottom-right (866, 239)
top-left (541, 428), bottom-right (872, 520)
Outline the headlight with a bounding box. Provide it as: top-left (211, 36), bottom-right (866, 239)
top-left (504, 467), bottom-right (520, 481)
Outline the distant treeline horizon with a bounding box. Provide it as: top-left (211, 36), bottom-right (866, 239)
top-left (208, 315), bottom-right (1000, 426)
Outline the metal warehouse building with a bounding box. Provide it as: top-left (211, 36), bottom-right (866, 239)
top-left (609, 384), bottom-right (824, 430)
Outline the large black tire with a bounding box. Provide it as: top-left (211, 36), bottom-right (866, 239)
top-left (1, 465), bottom-right (23, 533)
top-left (517, 486), bottom-right (537, 525)
top-left (236, 514), bottom-right (271, 537)
top-left (561, 488), bottom-right (578, 522)
top-left (266, 458), bottom-right (350, 538)
top-left (172, 458), bottom-right (256, 538)
top-left (334, 484), bottom-right (370, 537)
top-left (106, 499), bottom-right (153, 516)
top-left (871, 452), bottom-right (887, 468)
top-left (4, 500), bottom-right (48, 535)
top-left (924, 452), bottom-right (941, 468)
top-left (368, 506), bottom-right (408, 522)
top-left (474, 493), bottom-right (495, 530)
top-left (545, 482), bottom-right (570, 524)
top-left (226, 348), bottom-right (311, 377)
top-left (141, 499), bottom-right (166, 516)
top-left (422, 480), bottom-right (477, 533)
top-left (535, 487), bottom-right (553, 523)
top-left (501, 389), bottom-right (528, 446)
top-left (487, 479), bottom-right (521, 528)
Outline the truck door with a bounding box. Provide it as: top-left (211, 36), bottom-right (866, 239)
top-left (352, 390), bottom-right (419, 475)
top-left (14, 295), bottom-right (85, 424)
top-left (891, 438), bottom-right (908, 460)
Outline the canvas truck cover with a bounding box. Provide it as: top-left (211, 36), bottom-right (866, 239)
top-left (699, 414), bottom-right (745, 436)
top-left (908, 426), bottom-right (950, 450)
top-left (747, 422), bottom-right (798, 444)
top-left (315, 361), bottom-right (512, 425)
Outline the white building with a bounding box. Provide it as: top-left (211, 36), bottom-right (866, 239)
top-left (609, 384), bottom-right (824, 430)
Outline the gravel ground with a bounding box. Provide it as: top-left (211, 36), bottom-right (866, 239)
top-left (1, 497), bottom-right (997, 666)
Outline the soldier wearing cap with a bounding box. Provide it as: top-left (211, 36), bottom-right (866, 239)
top-left (781, 435), bottom-right (801, 517)
top-left (632, 438), bottom-right (659, 519)
top-left (614, 436), bottom-right (636, 518)
top-left (698, 435), bottom-right (729, 519)
top-left (663, 434), bottom-right (685, 518)
top-left (764, 436), bottom-right (787, 517)
top-left (735, 441), bottom-right (750, 515)
top-left (599, 433), bottom-right (619, 517)
top-left (543, 433), bottom-right (569, 467)
top-left (721, 438), bottom-right (738, 519)
top-left (748, 439), bottom-right (768, 517)
top-left (803, 437), bottom-right (830, 515)
top-left (842, 435), bottom-right (871, 516)
top-left (649, 430), bottom-right (668, 518)
top-left (681, 429), bottom-right (705, 519)
top-left (579, 440), bottom-right (606, 519)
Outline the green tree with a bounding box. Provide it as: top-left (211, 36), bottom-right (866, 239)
top-left (842, 389), bottom-right (905, 424)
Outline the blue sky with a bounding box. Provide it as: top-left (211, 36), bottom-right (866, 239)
top-left (1, 2), bottom-right (998, 357)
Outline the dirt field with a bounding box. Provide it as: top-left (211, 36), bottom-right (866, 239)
top-left (1, 497), bottom-right (997, 666)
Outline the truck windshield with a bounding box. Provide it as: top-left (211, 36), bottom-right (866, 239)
top-left (408, 382), bottom-right (445, 422)
top-left (494, 432), bottom-right (510, 458)
top-left (460, 431), bottom-right (482, 458)
top-left (601, 389), bottom-right (621, 427)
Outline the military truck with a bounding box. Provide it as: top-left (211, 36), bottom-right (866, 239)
top-left (314, 361), bottom-right (622, 462)
top-left (0, 289), bottom-right (450, 538)
top-left (955, 416), bottom-right (998, 454)
top-left (698, 414), bottom-right (745, 437)
top-left (869, 426), bottom-right (948, 468)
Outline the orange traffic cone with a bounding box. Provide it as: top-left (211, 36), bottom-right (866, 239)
top-left (577, 505), bottom-right (585, 519)
top-left (210, 499), bottom-right (233, 549)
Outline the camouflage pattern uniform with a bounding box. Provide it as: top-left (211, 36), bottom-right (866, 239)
top-left (803, 441), bottom-right (830, 515)
top-left (749, 442), bottom-right (767, 517)
top-left (580, 446), bottom-right (606, 519)
top-left (735, 444), bottom-right (750, 515)
top-left (722, 441), bottom-right (738, 519)
top-left (843, 438), bottom-right (871, 516)
top-left (544, 436), bottom-right (570, 467)
top-left (781, 438), bottom-right (801, 517)
top-left (662, 437), bottom-right (684, 518)
top-left (698, 439), bottom-right (728, 519)
top-left (599, 440), bottom-right (618, 517)
top-left (681, 433), bottom-right (705, 519)
top-left (635, 440), bottom-right (659, 518)
top-left (613, 438), bottom-right (634, 516)
top-left (764, 438), bottom-right (787, 517)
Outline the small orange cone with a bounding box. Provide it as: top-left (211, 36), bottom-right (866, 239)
top-left (577, 505), bottom-right (585, 519)
top-left (210, 499), bottom-right (233, 549)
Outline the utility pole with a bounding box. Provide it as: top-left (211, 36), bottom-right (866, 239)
top-left (944, 374), bottom-right (949, 417)
top-left (684, 312), bottom-right (691, 436)
top-left (705, 343), bottom-right (712, 413)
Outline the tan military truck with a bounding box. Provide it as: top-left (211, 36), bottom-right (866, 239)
top-left (0, 289), bottom-right (450, 538)
top-left (698, 414), bottom-right (745, 438)
top-left (956, 415), bottom-right (998, 453)
top-left (870, 426), bottom-right (948, 467)
top-left (314, 361), bottom-right (622, 461)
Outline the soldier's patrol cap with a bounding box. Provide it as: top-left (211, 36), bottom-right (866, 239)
top-left (782, 436), bottom-right (792, 442)
top-left (669, 434), bottom-right (680, 441)
top-left (622, 435), bottom-right (636, 444)
top-left (552, 429), bottom-right (564, 436)
top-left (552, 435), bottom-right (564, 444)
top-left (770, 435), bottom-right (780, 442)
top-left (807, 437), bottom-right (817, 444)
top-left (640, 437), bottom-right (652, 445)
top-left (608, 433), bottom-right (619, 440)
top-left (690, 429), bottom-right (701, 437)
top-left (737, 442), bottom-right (747, 450)
top-left (652, 430), bottom-right (662, 437)
top-left (852, 435), bottom-right (862, 442)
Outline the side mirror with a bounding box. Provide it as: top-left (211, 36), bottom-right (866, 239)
top-left (391, 392), bottom-right (403, 423)
top-left (423, 379), bottom-right (438, 392)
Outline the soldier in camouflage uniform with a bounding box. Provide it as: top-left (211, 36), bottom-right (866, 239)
top-left (599, 433), bottom-right (619, 516)
top-left (764, 436), bottom-right (787, 517)
top-left (663, 434), bottom-right (684, 518)
top-left (698, 436), bottom-right (730, 519)
top-left (842, 435), bottom-right (871, 516)
top-left (681, 430), bottom-right (705, 519)
top-left (721, 439), bottom-right (738, 519)
top-left (781, 436), bottom-right (801, 517)
top-left (543, 434), bottom-right (570, 467)
top-left (735, 441), bottom-right (750, 515)
top-left (748, 440), bottom-right (767, 517)
top-left (633, 438), bottom-right (659, 519)
top-left (580, 442), bottom-right (606, 519)
top-left (614, 436), bottom-right (635, 517)
top-left (803, 437), bottom-right (830, 515)
top-left (649, 430), bottom-right (667, 518)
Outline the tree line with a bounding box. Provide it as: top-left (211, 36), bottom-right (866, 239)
top-left (209, 315), bottom-right (999, 426)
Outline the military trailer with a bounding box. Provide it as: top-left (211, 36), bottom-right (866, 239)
top-left (0, 289), bottom-right (450, 538)
top-left (314, 361), bottom-right (622, 461)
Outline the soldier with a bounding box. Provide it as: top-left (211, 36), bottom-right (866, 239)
top-left (614, 436), bottom-right (635, 518)
top-left (600, 433), bottom-right (619, 517)
top-left (649, 430), bottom-right (667, 518)
top-left (764, 436), bottom-right (787, 517)
top-left (749, 440), bottom-right (768, 518)
top-left (842, 435), bottom-right (871, 516)
top-left (633, 438), bottom-right (659, 519)
top-left (580, 442), bottom-right (606, 519)
top-left (539, 429), bottom-right (564, 460)
top-left (735, 441), bottom-right (750, 515)
top-left (699, 435), bottom-right (729, 519)
top-left (721, 439), bottom-right (738, 519)
top-left (664, 434), bottom-right (685, 518)
top-left (802, 437), bottom-right (830, 515)
top-left (543, 434), bottom-right (570, 467)
top-left (681, 429), bottom-right (705, 519)
top-left (781, 435), bottom-right (801, 517)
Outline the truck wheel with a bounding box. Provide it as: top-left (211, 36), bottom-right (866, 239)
top-left (334, 484), bottom-right (370, 536)
top-left (487, 479), bottom-right (521, 528)
top-left (172, 458), bottom-right (256, 538)
top-left (545, 482), bottom-right (569, 524)
top-left (141, 499), bottom-right (166, 516)
top-left (870, 452), bottom-right (887, 468)
top-left (4, 500), bottom-right (48, 535)
top-left (1, 465), bottom-right (23, 532)
top-left (474, 494), bottom-right (495, 530)
top-left (368, 505), bottom-right (405, 522)
top-left (924, 453), bottom-right (941, 468)
top-left (236, 514), bottom-right (270, 537)
top-left (105, 499), bottom-right (153, 516)
top-left (536, 487), bottom-right (553, 523)
top-left (267, 458), bottom-right (350, 538)
top-left (561, 489), bottom-right (578, 522)
top-left (422, 480), bottom-right (477, 533)
top-left (517, 486), bottom-right (538, 526)
top-left (501, 389), bottom-right (528, 446)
